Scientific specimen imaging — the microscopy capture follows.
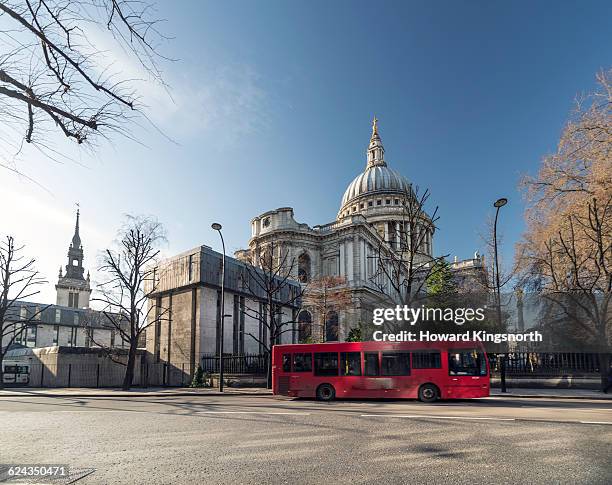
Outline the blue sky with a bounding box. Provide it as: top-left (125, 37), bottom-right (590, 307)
top-left (2, 0), bottom-right (611, 304)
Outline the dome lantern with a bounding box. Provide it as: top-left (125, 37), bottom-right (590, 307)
top-left (367, 115), bottom-right (386, 169)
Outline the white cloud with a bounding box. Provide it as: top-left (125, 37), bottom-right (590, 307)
top-left (86, 26), bottom-right (270, 145)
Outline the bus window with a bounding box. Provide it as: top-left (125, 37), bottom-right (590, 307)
top-left (293, 353), bottom-right (312, 372)
top-left (4, 365), bottom-right (17, 373)
top-left (381, 352), bottom-right (410, 376)
top-left (364, 352), bottom-right (379, 376)
top-left (448, 350), bottom-right (487, 376)
top-left (314, 352), bottom-right (338, 376)
top-left (282, 354), bottom-right (291, 372)
top-left (413, 351), bottom-right (441, 369)
top-left (340, 352), bottom-right (361, 376)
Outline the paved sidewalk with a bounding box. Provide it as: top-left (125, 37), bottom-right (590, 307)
top-left (490, 387), bottom-right (611, 400)
top-left (0, 387), bottom-right (272, 398)
top-left (0, 386), bottom-right (610, 400)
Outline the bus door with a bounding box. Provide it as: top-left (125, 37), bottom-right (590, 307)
top-left (337, 351), bottom-right (364, 397)
top-left (447, 349), bottom-right (488, 397)
top-left (287, 352), bottom-right (313, 394)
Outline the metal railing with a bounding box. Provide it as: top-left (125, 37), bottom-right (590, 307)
top-left (1, 362), bottom-right (195, 388)
top-left (201, 353), bottom-right (268, 375)
top-left (488, 352), bottom-right (601, 376)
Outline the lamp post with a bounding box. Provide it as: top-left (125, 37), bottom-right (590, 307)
top-left (493, 198), bottom-right (508, 393)
top-left (211, 222), bottom-right (226, 392)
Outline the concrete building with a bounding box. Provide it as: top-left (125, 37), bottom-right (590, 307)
top-left (145, 245), bottom-right (301, 378)
top-left (236, 118), bottom-right (486, 341)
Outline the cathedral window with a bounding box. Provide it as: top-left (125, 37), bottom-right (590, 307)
top-left (386, 199), bottom-right (390, 205)
top-left (360, 203), bottom-right (364, 209)
top-left (394, 199), bottom-right (399, 205)
top-left (368, 201), bottom-right (373, 207)
top-left (377, 200), bottom-right (381, 206)
top-left (262, 217), bottom-right (270, 228)
top-left (298, 252), bottom-right (311, 283)
top-left (325, 311), bottom-right (339, 342)
top-left (297, 310), bottom-right (312, 343)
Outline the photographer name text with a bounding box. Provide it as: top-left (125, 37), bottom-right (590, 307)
top-left (372, 330), bottom-right (543, 343)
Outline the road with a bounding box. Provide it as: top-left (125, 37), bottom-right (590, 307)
top-left (0, 395), bottom-right (611, 484)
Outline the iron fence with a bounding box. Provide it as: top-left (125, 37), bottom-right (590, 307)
top-left (488, 352), bottom-right (601, 376)
top-left (1, 362), bottom-right (195, 388)
top-left (201, 353), bottom-right (268, 375)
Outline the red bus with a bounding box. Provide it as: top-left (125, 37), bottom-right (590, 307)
top-left (272, 341), bottom-right (489, 402)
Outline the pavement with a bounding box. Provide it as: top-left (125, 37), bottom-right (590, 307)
top-left (0, 393), bottom-right (611, 484)
top-left (1, 385), bottom-right (611, 399)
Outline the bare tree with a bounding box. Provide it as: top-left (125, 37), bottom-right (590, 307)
top-left (369, 185), bottom-right (448, 308)
top-left (240, 240), bottom-right (303, 388)
top-left (517, 70), bottom-right (612, 391)
top-left (0, 235), bottom-right (47, 388)
top-left (93, 214), bottom-right (167, 390)
top-left (302, 275), bottom-right (352, 342)
top-left (474, 215), bottom-right (514, 344)
top-left (0, 0), bottom-right (170, 172)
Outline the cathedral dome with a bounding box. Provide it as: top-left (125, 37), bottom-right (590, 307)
top-left (341, 165), bottom-right (410, 207)
top-left (338, 117), bottom-right (411, 216)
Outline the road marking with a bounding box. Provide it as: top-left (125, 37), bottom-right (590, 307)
top-left (198, 411), bottom-right (311, 415)
top-left (361, 414), bottom-right (612, 426)
top-left (361, 414), bottom-right (515, 421)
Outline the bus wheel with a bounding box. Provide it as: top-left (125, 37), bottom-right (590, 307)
top-left (418, 384), bottom-right (440, 403)
top-left (316, 384), bottom-right (335, 402)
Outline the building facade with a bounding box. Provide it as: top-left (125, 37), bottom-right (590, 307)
top-left (236, 118), bottom-right (486, 341)
top-left (145, 245), bottom-right (301, 378)
top-left (2, 301), bottom-right (126, 350)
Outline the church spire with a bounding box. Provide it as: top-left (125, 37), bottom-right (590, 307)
top-left (366, 116), bottom-right (386, 169)
top-left (64, 207), bottom-right (85, 280)
top-left (56, 206), bottom-right (91, 308)
top-left (71, 207), bottom-right (81, 249)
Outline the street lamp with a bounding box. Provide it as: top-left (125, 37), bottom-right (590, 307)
top-left (493, 198), bottom-right (507, 393)
top-left (211, 222), bottom-right (226, 392)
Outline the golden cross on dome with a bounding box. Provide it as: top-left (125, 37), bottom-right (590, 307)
top-left (372, 115), bottom-right (379, 135)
